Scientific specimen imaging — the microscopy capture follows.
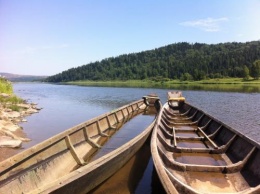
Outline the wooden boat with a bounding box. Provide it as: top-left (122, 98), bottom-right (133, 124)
top-left (0, 94), bottom-right (160, 194)
top-left (151, 91), bottom-right (260, 194)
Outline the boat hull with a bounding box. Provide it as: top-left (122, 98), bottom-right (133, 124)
top-left (151, 92), bottom-right (260, 194)
top-left (0, 95), bottom-right (159, 194)
top-left (40, 117), bottom-right (153, 193)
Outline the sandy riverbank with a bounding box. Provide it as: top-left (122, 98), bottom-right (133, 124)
top-left (0, 93), bottom-right (41, 161)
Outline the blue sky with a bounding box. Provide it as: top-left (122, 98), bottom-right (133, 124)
top-left (1, 0), bottom-right (260, 76)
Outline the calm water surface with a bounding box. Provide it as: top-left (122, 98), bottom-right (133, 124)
top-left (13, 83), bottom-right (260, 193)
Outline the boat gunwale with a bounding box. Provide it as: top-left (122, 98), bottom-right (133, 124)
top-left (151, 102), bottom-right (179, 194)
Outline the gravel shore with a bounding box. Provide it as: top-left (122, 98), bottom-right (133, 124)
top-left (0, 93), bottom-right (41, 161)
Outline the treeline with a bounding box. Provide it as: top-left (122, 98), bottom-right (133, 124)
top-left (45, 41), bottom-right (260, 82)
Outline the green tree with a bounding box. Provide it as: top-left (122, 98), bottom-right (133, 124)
top-left (242, 65), bottom-right (250, 80)
top-left (180, 73), bottom-right (193, 81)
top-left (140, 68), bottom-right (147, 80)
top-left (251, 60), bottom-right (260, 79)
top-left (193, 69), bottom-right (206, 80)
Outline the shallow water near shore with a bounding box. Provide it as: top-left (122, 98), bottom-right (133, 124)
top-left (13, 83), bottom-right (260, 193)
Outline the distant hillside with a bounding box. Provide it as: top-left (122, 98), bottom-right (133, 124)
top-left (45, 41), bottom-right (260, 82)
top-left (0, 73), bottom-right (48, 82)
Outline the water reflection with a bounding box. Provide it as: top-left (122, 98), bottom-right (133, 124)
top-left (89, 140), bottom-right (166, 194)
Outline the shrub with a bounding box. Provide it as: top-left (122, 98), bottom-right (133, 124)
top-left (0, 77), bottom-right (13, 94)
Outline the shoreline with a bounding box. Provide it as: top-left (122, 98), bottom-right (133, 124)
top-left (66, 78), bottom-right (260, 86)
top-left (64, 78), bottom-right (260, 93)
top-left (0, 93), bottom-right (41, 161)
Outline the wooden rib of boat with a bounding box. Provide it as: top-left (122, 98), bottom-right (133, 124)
top-left (0, 94), bottom-right (160, 194)
top-left (151, 91), bottom-right (260, 194)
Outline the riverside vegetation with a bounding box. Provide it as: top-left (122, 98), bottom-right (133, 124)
top-left (66, 78), bottom-right (260, 93)
top-left (46, 41), bottom-right (260, 83)
top-left (0, 77), bottom-right (40, 151)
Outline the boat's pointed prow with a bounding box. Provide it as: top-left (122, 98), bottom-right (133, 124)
top-left (167, 91), bottom-right (185, 109)
top-left (143, 93), bottom-right (160, 106)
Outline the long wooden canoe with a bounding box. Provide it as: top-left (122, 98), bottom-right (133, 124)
top-left (0, 94), bottom-right (160, 194)
top-left (151, 91), bottom-right (260, 194)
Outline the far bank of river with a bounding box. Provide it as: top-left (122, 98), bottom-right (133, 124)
top-left (66, 78), bottom-right (260, 93)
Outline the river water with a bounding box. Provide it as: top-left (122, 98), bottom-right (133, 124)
top-left (13, 83), bottom-right (260, 193)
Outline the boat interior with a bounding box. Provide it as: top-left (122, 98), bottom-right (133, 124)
top-left (155, 92), bottom-right (260, 193)
top-left (0, 97), bottom-right (158, 193)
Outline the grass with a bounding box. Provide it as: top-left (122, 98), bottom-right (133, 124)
top-left (67, 80), bottom-right (155, 88)
top-left (67, 78), bottom-right (260, 87)
top-left (0, 77), bottom-right (13, 94)
top-left (187, 77), bottom-right (260, 84)
top-left (0, 95), bottom-right (23, 104)
top-left (8, 104), bottom-right (20, 112)
top-left (66, 78), bottom-right (260, 93)
top-left (0, 77), bottom-right (24, 111)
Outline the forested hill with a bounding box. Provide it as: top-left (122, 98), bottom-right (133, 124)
top-left (46, 41), bottom-right (260, 82)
